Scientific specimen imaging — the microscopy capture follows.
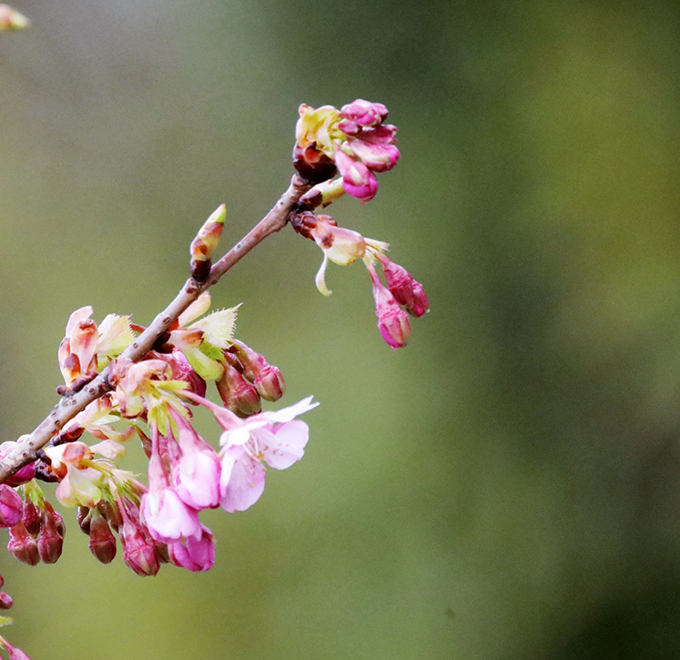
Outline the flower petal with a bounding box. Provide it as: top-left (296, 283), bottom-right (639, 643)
top-left (315, 252), bottom-right (332, 296)
top-left (219, 450), bottom-right (266, 513)
top-left (263, 420), bottom-right (310, 470)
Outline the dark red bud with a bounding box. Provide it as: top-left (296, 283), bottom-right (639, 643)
top-left (0, 592), bottom-right (13, 609)
top-left (37, 509), bottom-right (64, 564)
top-left (216, 363), bottom-right (262, 418)
top-left (22, 500), bottom-right (41, 538)
top-left (98, 500), bottom-right (123, 533)
top-left (8, 522), bottom-right (40, 566)
top-left (77, 506), bottom-right (92, 534)
top-left (89, 511), bottom-right (117, 564)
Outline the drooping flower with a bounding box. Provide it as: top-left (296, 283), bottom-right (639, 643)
top-left (171, 414), bottom-right (221, 510)
top-left (367, 261), bottom-right (411, 349)
top-left (168, 525), bottom-right (215, 572)
top-left (0, 637), bottom-right (32, 660)
top-left (377, 254), bottom-right (429, 317)
top-left (140, 426), bottom-right (201, 543)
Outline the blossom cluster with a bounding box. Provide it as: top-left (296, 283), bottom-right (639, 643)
top-left (291, 99), bottom-right (428, 349)
top-left (0, 99), bottom-right (428, 659)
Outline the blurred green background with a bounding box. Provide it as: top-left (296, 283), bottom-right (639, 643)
top-left (2, 1), bottom-right (680, 658)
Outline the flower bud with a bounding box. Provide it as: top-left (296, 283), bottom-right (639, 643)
top-left (0, 4), bottom-right (29, 30)
top-left (8, 522), bottom-right (40, 566)
top-left (37, 507), bottom-right (64, 564)
top-left (216, 362), bottom-right (262, 417)
top-left (190, 204), bottom-right (226, 282)
top-left (0, 486), bottom-right (22, 529)
top-left (120, 520), bottom-right (161, 577)
top-left (77, 506), bottom-right (92, 534)
top-left (88, 510), bottom-right (117, 564)
top-left (98, 500), bottom-right (123, 533)
top-left (22, 500), bottom-right (41, 538)
top-left (0, 592), bottom-right (13, 609)
top-left (334, 148), bottom-right (378, 202)
top-left (228, 341), bottom-right (286, 402)
top-left (339, 99), bottom-right (388, 128)
top-left (369, 267), bottom-right (411, 349)
top-left (379, 257), bottom-right (429, 317)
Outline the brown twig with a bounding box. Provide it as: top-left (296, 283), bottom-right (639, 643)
top-left (0, 174), bottom-right (311, 484)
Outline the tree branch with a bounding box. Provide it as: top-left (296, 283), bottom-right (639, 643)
top-left (0, 174), bottom-right (311, 484)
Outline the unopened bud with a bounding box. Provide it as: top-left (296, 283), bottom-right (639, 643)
top-left (0, 485), bottom-right (22, 529)
top-left (216, 362), bottom-right (262, 417)
top-left (190, 204), bottom-right (226, 282)
top-left (369, 266), bottom-right (411, 349)
top-left (8, 522), bottom-right (40, 566)
top-left (98, 500), bottom-right (123, 532)
top-left (0, 4), bottom-right (29, 30)
top-left (22, 500), bottom-right (41, 538)
top-left (77, 506), bottom-right (92, 534)
top-left (89, 510), bottom-right (117, 564)
top-left (300, 177), bottom-right (346, 209)
top-left (0, 592), bottom-right (13, 609)
top-left (229, 341), bottom-right (286, 402)
top-left (37, 507), bottom-right (64, 564)
top-left (380, 257), bottom-right (429, 317)
top-left (121, 520), bottom-right (161, 577)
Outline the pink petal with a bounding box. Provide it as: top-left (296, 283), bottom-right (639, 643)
top-left (262, 420), bottom-right (310, 470)
top-left (219, 450), bottom-right (266, 513)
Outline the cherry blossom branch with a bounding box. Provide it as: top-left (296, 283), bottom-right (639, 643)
top-left (0, 174), bottom-right (311, 484)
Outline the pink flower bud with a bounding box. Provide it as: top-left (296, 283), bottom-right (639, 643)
top-left (379, 257), bottom-right (429, 317)
top-left (8, 522), bottom-right (40, 566)
top-left (37, 507), bottom-right (64, 564)
top-left (168, 526), bottom-right (215, 572)
top-left (0, 592), bottom-right (13, 609)
top-left (334, 148), bottom-right (378, 203)
top-left (369, 267), bottom-right (411, 349)
top-left (88, 511), bottom-right (117, 564)
top-left (339, 99), bottom-right (388, 127)
top-left (22, 500), bottom-right (41, 538)
top-left (216, 362), bottom-right (262, 417)
top-left (120, 516), bottom-right (161, 577)
top-left (0, 485), bottom-right (22, 529)
top-left (347, 139), bottom-right (400, 173)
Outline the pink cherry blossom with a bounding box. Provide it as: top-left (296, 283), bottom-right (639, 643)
top-left (0, 485), bottom-right (22, 528)
top-left (217, 398), bottom-right (317, 512)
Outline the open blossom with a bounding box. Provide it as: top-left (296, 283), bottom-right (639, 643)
top-left (182, 393), bottom-right (318, 512)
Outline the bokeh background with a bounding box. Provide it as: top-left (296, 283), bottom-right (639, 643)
top-left (2, 1), bottom-right (680, 658)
